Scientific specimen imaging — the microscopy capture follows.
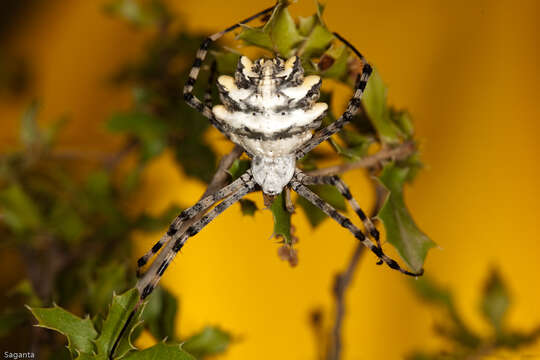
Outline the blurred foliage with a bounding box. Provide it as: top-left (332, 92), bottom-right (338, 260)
top-left (0, 0), bottom-right (441, 358)
top-left (407, 268), bottom-right (540, 360)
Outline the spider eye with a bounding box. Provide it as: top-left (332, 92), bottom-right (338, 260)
top-left (281, 112), bottom-right (286, 115)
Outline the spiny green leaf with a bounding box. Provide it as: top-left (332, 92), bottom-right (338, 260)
top-left (27, 304), bottom-right (98, 355)
top-left (182, 326), bottom-right (232, 358)
top-left (270, 192), bottom-right (293, 244)
top-left (87, 263), bottom-right (128, 315)
top-left (377, 163), bottom-right (435, 272)
top-left (299, 24), bottom-right (334, 60)
top-left (237, 1), bottom-right (303, 57)
top-left (239, 199), bottom-right (258, 216)
top-left (95, 288), bottom-right (140, 358)
top-left (481, 268), bottom-right (510, 334)
top-left (123, 343), bottom-right (195, 360)
top-left (297, 185), bottom-right (346, 227)
top-left (236, 26), bottom-right (274, 51)
top-left (141, 287), bottom-right (178, 342)
top-left (0, 184), bottom-right (42, 234)
top-left (362, 69), bottom-right (402, 144)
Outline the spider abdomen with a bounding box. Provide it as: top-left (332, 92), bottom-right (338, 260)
top-left (212, 55), bottom-right (328, 194)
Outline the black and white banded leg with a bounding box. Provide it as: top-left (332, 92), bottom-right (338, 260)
top-left (291, 171), bottom-right (423, 277)
top-left (296, 32), bottom-right (372, 160)
top-left (135, 171), bottom-right (253, 278)
top-left (109, 173), bottom-right (256, 359)
top-left (182, 5), bottom-right (275, 132)
top-left (298, 173), bottom-right (382, 251)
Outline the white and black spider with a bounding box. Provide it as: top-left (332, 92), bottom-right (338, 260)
top-left (110, 4), bottom-right (423, 358)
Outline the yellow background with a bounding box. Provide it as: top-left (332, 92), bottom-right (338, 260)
top-left (1, 0), bottom-right (539, 359)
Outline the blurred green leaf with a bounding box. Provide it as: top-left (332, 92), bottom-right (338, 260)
top-left (135, 205), bottom-right (182, 232)
top-left (0, 184), bottom-right (42, 234)
top-left (50, 201), bottom-right (85, 244)
top-left (228, 159), bottom-right (251, 180)
top-left (214, 52), bottom-right (241, 75)
top-left (108, 111), bottom-right (166, 161)
top-left (104, 0), bottom-right (169, 27)
top-left (141, 287), bottom-right (178, 342)
top-left (481, 268), bottom-right (510, 334)
top-left (239, 199), bottom-right (258, 216)
top-left (0, 310), bottom-right (27, 338)
top-left (87, 263), bottom-right (128, 315)
top-left (123, 343), bottom-right (195, 360)
top-left (377, 163), bottom-right (435, 273)
top-left (20, 100), bottom-right (40, 148)
top-left (182, 326), bottom-right (232, 358)
top-left (363, 69), bottom-right (402, 144)
top-left (27, 304), bottom-right (98, 356)
top-left (270, 193), bottom-right (293, 245)
top-left (297, 185), bottom-right (346, 227)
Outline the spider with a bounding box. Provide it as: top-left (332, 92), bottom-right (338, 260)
top-left (110, 4), bottom-right (423, 359)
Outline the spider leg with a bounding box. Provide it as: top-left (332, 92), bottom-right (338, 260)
top-left (135, 171), bottom-right (252, 278)
top-left (109, 175), bottom-right (257, 360)
top-left (291, 172), bottom-right (423, 277)
top-left (204, 60), bottom-right (217, 108)
top-left (295, 32), bottom-right (372, 160)
top-left (182, 5), bottom-right (275, 132)
top-left (298, 173), bottom-right (382, 250)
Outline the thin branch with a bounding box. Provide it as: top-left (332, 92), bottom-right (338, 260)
top-left (307, 141), bottom-right (416, 177)
top-left (326, 181), bottom-right (386, 360)
top-left (200, 145), bottom-right (244, 199)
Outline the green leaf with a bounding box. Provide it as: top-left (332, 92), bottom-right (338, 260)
top-left (236, 27), bottom-right (274, 52)
top-left (239, 199), bottom-right (258, 216)
top-left (123, 343), bottom-right (195, 360)
top-left (299, 24), bottom-right (334, 60)
top-left (0, 184), bottom-right (42, 234)
top-left (214, 52), bottom-right (241, 75)
top-left (20, 100), bottom-right (41, 147)
top-left (320, 44), bottom-right (349, 80)
top-left (182, 326), bottom-right (232, 358)
top-left (95, 288), bottom-right (140, 358)
top-left (87, 263), bottom-right (128, 315)
top-left (270, 193), bottom-right (293, 245)
top-left (141, 287), bottom-right (178, 342)
top-left (297, 185), bottom-right (346, 227)
top-left (237, 1), bottom-right (303, 57)
top-left (227, 159), bottom-right (251, 180)
top-left (362, 69), bottom-right (402, 144)
top-left (481, 268), bottom-right (510, 334)
top-left (27, 304), bottom-right (98, 356)
top-left (377, 163), bottom-right (435, 272)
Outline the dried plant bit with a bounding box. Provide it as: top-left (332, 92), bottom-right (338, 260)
top-left (317, 53), bottom-right (335, 71)
top-left (277, 244), bottom-right (298, 267)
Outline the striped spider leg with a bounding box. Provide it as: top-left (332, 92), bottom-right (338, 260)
top-left (182, 5), bottom-right (276, 137)
top-left (295, 32), bottom-right (372, 160)
top-left (291, 169), bottom-right (423, 277)
top-left (109, 172), bottom-right (257, 359)
top-left (297, 172), bottom-right (382, 251)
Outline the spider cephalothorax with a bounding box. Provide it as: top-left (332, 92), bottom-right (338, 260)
top-left (110, 5), bottom-right (423, 359)
top-left (214, 55), bottom-right (327, 194)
